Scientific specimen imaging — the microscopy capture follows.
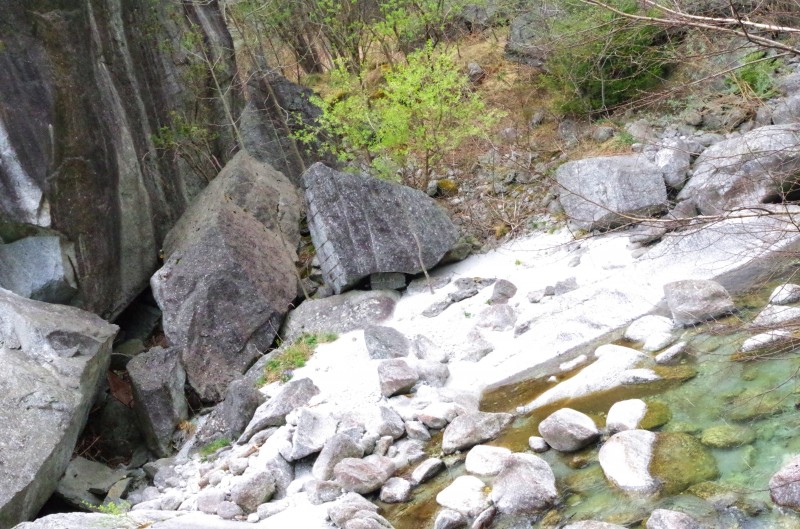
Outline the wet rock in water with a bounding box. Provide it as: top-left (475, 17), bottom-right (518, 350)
top-left (365, 326), bottom-right (411, 359)
top-left (490, 453), bottom-right (557, 515)
top-left (751, 304), bottom-right (800, 328)
top-left (127, 346), bottom-right (188, 457)
top-left (538, 408), bottom-right (600, 452)
top-left (769, 283), bottom-right (800, 305)
top-left (313, 433), bottom-right (365, 481)
top-left (771, 455), bottom-right (800, 510)
top-left (599, 429), bottom-right (659, 495)
top-left (739, 330), bottom-right (795, 355)
top-left (700, 424), bottom-right (756, 448)
top-left (436, 475), bottom-right (490, 517)
top-left (379, 477), bottom-right (412, 503)
top-left (239, 378), bottom-right (319, 443)
top-left (528, 436), bottom-right (550, 453)
top-left (646, 508), bottom-right (702, 529)
top-left (411, 458), bottom-right (445, 485)
top-left (441, 412), bottom-right (514, 454)
top-left (655, 341), bottom-right (688, 365)
top-left (434, 509), bottom-right (468, 529)
top-left (650, 432), bottom-right (719, 495)
top-left (607, 399), bottom-right (671, 433)
top-left (334, 455), bottom-right (396, 494)
top-left (304, 163), bottom-right (458, 294)
top-left (465, 445), bottom-right (512, 476)
top-left (563, 522), bottom-right (628, 529)
top-left (281, 290), bottom-right (400, 342)
top-left (664, 279), bottom-right (735, 326)
top-left (378, 359), bottom-right (419, 397)
top-left (624, 315), bottom-right (676, 351)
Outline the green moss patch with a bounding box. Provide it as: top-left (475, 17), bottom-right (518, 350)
top-left (651, 432), bottom-right (719, 495)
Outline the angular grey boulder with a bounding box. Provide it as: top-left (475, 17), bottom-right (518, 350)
top-left (556, 154), bottom-right (668, 231)
top-left (194, 378), bottom-right (265, 447)
top-left (304, 163), bottom-right (458, 294)
top-left (239, 378), bottom-right (319, 443)
top-left (313, 434), bottom-right (364, 481)
top-left (127, 347), bottom-right (188, 458)
top-left (0, 288), bottom-right (118, 527)
top-left (678, 124), bottom-right (800, 214)
top-left (664, 279), bottom-right (735, 326)
top-left (151, 152), bottom-right (301, 402)
top-left (378, 359), bottom-right (419, 397)
top-left (334, 456), bottom-right (396, 494)
top-left (442, 412), bottom-right (514, 454)
top-left (365, 326), bottom-right (411, 359)
top-left (0, 236), bottom-right (77, 303)
top-left (281, 290), bottom-right (400, 343)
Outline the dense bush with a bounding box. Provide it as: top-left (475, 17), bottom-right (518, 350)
top-left (543, 0), bottom-right (675, 116)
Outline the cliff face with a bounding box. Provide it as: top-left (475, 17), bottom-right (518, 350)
top-left (0, 0), bottom-right (242, 318)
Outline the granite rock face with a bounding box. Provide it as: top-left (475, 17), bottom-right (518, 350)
top-left (0, 288), bottom-right (118, 527)
top-left (556, 154), bottom-right (668, 231)
top-left (151, 151), bottom-right (301, 402)
top-left (0, 236), bottom-right (77, 303)
top-left (303, 163), bottom-right (458, 293)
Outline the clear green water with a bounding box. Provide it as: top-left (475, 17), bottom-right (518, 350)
top-left (384, 288), bottom-right (800, 528)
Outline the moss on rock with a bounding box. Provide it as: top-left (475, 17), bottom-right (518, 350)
top-left (651, 432), bottom-right (719, 495)
top-left (700, 424), bottom-right (756, 448)
top-left (640, 400), bottom-right (671, 430)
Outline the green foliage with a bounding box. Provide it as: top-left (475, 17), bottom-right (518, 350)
top-left (198, 437), bottom-right (232, 459)
top-left (256, 332), bottom-right (338, 386)
top-left (726, 51), bottom-right (781, 98)
top-left (81, 499), bottom-right (131, 516)
top-left (296, 41), bottom-right (502, 188)
top-left (543, 0), bottom-right (673, 116)
top-left (151, 111), bottom-right (220, 182)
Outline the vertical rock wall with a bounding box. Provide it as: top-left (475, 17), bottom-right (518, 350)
top-left (0, 0), bottom-right (242, 318)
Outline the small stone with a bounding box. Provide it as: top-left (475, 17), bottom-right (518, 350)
top-left (655, 341), bottom-right (687, 365)
top-left (538, 408), bottom-right (600, 452)
top-left (405, 420), bottom-right (431, 441)
top-left (434, 509), bottom-right (468, 529)
top-left (442, 412), bottom-right (513, 454)
top-left (217, 500), bottom-right (243, 520)
top-left (230, 472), bottom-right (275, 513)
top-left (378, 359), bottom-right (419, 397)
top-left (436, 475), bottom-right (490, 517)
top-left (769, 283), bottom-right (800, 305)
top-left (528, 436), bottom-right (550, 453)
top-left (646, 508), bottom-right (702, 529)
top-left (380, 477), bottom-right (412, 503)
top-left (365, 326), bottom-right (411, 359)
top-left (700, 424), bottom-right (756, 448)
top-left (411, 458), bottom-right (445, 486)
top-left (464, 445), bottom-right (511, 476)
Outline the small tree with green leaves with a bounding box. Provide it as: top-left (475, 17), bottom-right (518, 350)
top-left (297, 41), bottom-right (501, 189)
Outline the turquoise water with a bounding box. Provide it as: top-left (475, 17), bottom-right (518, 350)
top-left (384, 289), bottom-right (800, 528)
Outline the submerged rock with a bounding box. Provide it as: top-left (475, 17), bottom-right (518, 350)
top-left (646, 509), bottom-right (702, 529)
top-left (700, 424), bottom-right (756, 448)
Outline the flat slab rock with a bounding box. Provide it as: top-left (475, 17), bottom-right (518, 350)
top-left (441, 411), bottom-right (513, 454)
top-left (303, 163), bottom-right (458, 294)
top-left (0, 288), bottom-right (118, 527)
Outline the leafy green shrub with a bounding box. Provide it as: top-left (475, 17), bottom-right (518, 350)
top-left (543, 0), bottom-right (674, 116)
top-left (256, 332), bottom-right (338, 386)
top-left (726, 51), bottom-right (781, 98)
top-left (295, 41), bottom-right (502, 188)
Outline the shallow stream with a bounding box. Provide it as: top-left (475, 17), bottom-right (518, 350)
top-left (384, 285), bottom-right (800, 528)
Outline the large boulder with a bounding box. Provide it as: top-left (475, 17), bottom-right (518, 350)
top-left (303, 163), bottom-right (458, 294)
top-left (664, 279), bottom-right (735, 326)
top-left (0, 236), bottom-right (77, 303)
top-left (0, 288), bottom-right (118, 527)
top-left (556, 154), bottom-right (668, 231)
top-left (677, 124), bottom-right (800, 214)
top-left (127, 346), bottom-right (188, 457)
top-left (151, 151), bottom-right (302, 401)
top-left (281, 290), bottom-right (400, 343)
top-left (490, 453), bottom-right (557, 515)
